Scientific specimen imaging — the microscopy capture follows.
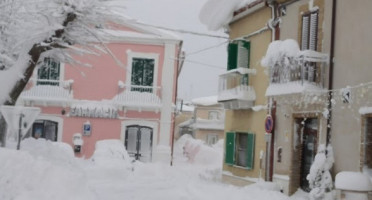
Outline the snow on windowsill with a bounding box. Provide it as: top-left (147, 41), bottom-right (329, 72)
top-left (335, 171), bottom-right (372, 192)
top-left (265, 81), bottom-right (325, 97)
top-left (222, 170), bottom-right (262, 183)
top-left (220, 68), bottom-right (257, 76)
top-left (359, 107), bottom-right (372, 115)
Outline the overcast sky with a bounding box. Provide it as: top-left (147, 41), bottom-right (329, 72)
top-left (123, 0), bottom-right (228, 101)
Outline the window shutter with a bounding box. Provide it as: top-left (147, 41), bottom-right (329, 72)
top-left (301, 15), bottom-right (310, 50)
top-left (225, 132), bottom-right (235, 165)
top-left (227, 43), bottom-right (238, 70)
top-left (238, 40), bottom-right (250, 69)
top-left (309, 12), bottom-right (318, 51)
top-left (246, 133), bottom-right (255, 169)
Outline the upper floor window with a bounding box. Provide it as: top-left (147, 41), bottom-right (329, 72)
top-left (37, 58), bottom-right (60, 86)
top-left (131, 57), bottom-right (155, 92)
top-left (208, 111), bottom-right (220, 120)
top-left (227, 40), bottom-right (250, 71)
top-left (301, 11), bottom-right (319, 51)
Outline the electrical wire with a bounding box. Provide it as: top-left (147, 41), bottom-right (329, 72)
top-left (185, 40), bottom-right (228, 57)
top-left (134, 21), bottom-right (229, 39)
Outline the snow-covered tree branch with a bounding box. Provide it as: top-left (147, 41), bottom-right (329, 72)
top-left (0, 0), bottom-right (127, 145)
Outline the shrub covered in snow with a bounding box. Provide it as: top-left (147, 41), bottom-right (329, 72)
top-left (307, 144), bottom-right (334, 200)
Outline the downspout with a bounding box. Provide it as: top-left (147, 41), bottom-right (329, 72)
top-left (170, 41), bottom-right (184, 166)
top-left (266, 0), bottom-right (280, 182)
top-left (326, 0), bottom-right (336, 148)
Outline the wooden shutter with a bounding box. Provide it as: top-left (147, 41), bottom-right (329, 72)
top-left (309, 12), bottom-right (318, 51)
top-left (225, 132), bottom-right (235, 165)
top-left (238, 40), bottom-right (250, 69)
top-left (246, 133), bottom-right (255, 169)
top-left (301, 15), bottom-right (310, 50)
top-left (227, 43), bottom-right (238, 70)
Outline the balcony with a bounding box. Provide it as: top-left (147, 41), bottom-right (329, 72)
top-left (20, 79), bottom-right (73, 106)
top-left (217, 68), bottom-right (256, 109)
top-left (266, 50), bottom-right (329, 96)
top-left (113, 84), bottom-right (162, 111)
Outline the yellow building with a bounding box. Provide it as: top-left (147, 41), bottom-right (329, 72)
top-left (216, 0), bottom-right (273, 185)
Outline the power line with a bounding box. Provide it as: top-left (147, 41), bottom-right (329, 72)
top-left (183, 59), bottom-right (226, 70)
top-left (134, 21), bottom-right (229, 39)
top-left (186, 40), bottom-right (228, 57)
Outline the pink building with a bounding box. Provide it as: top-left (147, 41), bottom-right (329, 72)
top-left (18, 21), bottom-right (182, 162)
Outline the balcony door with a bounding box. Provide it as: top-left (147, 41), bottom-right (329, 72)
top-left (131, 58), bottom-right (154, 93)
top-left (125, 125), bottom-right (153, 162)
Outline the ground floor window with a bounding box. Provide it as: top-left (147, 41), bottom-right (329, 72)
top-left (31, 120), bottom-right (58, 141)
top-left (225, 132), bottom-right (255, 169)
top-left (206, 133), bottom-right (218, 146)
top-left (364, 117), bottom-right (372, 168)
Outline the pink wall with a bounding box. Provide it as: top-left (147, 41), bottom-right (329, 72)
top-left (66, 43), bottom-right (165, 101)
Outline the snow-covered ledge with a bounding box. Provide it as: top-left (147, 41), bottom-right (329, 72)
top-left (265, 81), bottom-right (326, 97)
top-left (359, 107), bottom-right (372, 115)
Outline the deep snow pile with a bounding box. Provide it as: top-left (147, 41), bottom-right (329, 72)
top-left (0, 137), bottom-right (290, 200)
top-left (0, 138), bottom-right (96, 200)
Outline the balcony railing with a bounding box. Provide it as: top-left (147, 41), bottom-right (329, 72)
top-left (217, 69), bottom-right (256, 109)
top-left (20, 79), bottom-right (73, 103)
top-left (269, 50), bottom-right (328, 87)
top-left (114, 84), bottom-right (162, 108)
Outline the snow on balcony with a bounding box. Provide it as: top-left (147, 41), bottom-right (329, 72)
top-left (262, 39), bottom-right (329, 97)
top-left (113, 84), bottom-right (162, 110)
top-left (20, 79), bottom-right (73, 105)
top-left (217, 68), bottom-right (256, 109)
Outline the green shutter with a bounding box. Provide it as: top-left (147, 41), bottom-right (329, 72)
top-left (225, 132), bottom-right (235, 165)
top-left (227, 43), bottom-right (238, 71)
top-left (246, 133), bottom-right (255, 169)
top-left (241, 40), bottom-right (250, 69)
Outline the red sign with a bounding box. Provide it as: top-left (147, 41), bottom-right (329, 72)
top-left (265, 115), bottom-right (274, 133)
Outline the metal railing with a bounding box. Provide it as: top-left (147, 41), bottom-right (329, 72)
top-left (116, 84), bottom-right (162, 106)
top-left (22, 79), bottom-right (73, 99)
top-left (218, 73), bottom-right (255, 102)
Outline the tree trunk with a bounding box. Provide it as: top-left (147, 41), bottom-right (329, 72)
top-left (0, 12), bottom-right (77, 146)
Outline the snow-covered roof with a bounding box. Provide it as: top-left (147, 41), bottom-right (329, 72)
top-left (191, 96), bottom-right (219, 106)
top-left (199, 0), bottom-right (260, 31)
top-left (265, 81), bottom-right (326, 97)
top-left (178, 118), bottom-right (224, 131)
top-left (108, 13), bottom-right (181, 42)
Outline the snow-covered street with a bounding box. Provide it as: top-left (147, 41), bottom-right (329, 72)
top-left (0, 137), bottom-right (301, 200)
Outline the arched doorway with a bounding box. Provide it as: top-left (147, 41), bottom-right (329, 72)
top-left (125, 125), bottom-right (153, 162)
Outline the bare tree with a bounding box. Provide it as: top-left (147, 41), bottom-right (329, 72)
top-left (0, 0), bottom-right (126, 146)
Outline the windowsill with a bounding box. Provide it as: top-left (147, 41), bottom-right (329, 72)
top-left (226, 163), bottom-right (253, 170)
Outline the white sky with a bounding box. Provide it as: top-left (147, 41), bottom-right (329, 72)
top-left (123, 0), bottom-right (228, 101)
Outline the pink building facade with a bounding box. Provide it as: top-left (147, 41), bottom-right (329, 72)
top-left (18, 22), bottom-right (182, 162)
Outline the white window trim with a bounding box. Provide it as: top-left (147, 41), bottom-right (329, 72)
top-left (126, 51), bottom-right (159, 93)
top-left (32, 61), bottom-right (65, 85)
top-left (33, 115), bottom-right (64, 142)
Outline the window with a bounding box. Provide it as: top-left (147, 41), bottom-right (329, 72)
top-left (301, 11), bottom-right (319, 83)
top-left (31, 120), bottom-right (58, 141)
top-left (225, 132), bottom-right (255, 169)
top-left (37, 58), bottom-right (60, 86)
top-left (206, 134), bottom-right (218, 146)
top-left (227, 40), bottom-right (250, 71)
top-left (131, 58), bottom-right (154, 92)
top-left (301, 11), bottom-right (318, 51)
top-left (364, 117), bottom-right (372, 168)
top-left (208, 111), bottom-right (220, 120)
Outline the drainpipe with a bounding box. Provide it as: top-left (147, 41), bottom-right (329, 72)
top-left (326, 0), bottom-right (336, 149)
top-left (170, 41), bottom-right (184, 166)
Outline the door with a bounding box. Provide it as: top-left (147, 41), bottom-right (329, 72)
top-left (299, 118), bottom-right (318, 192)
top-left (125, 125), bottom-right (153, 162)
